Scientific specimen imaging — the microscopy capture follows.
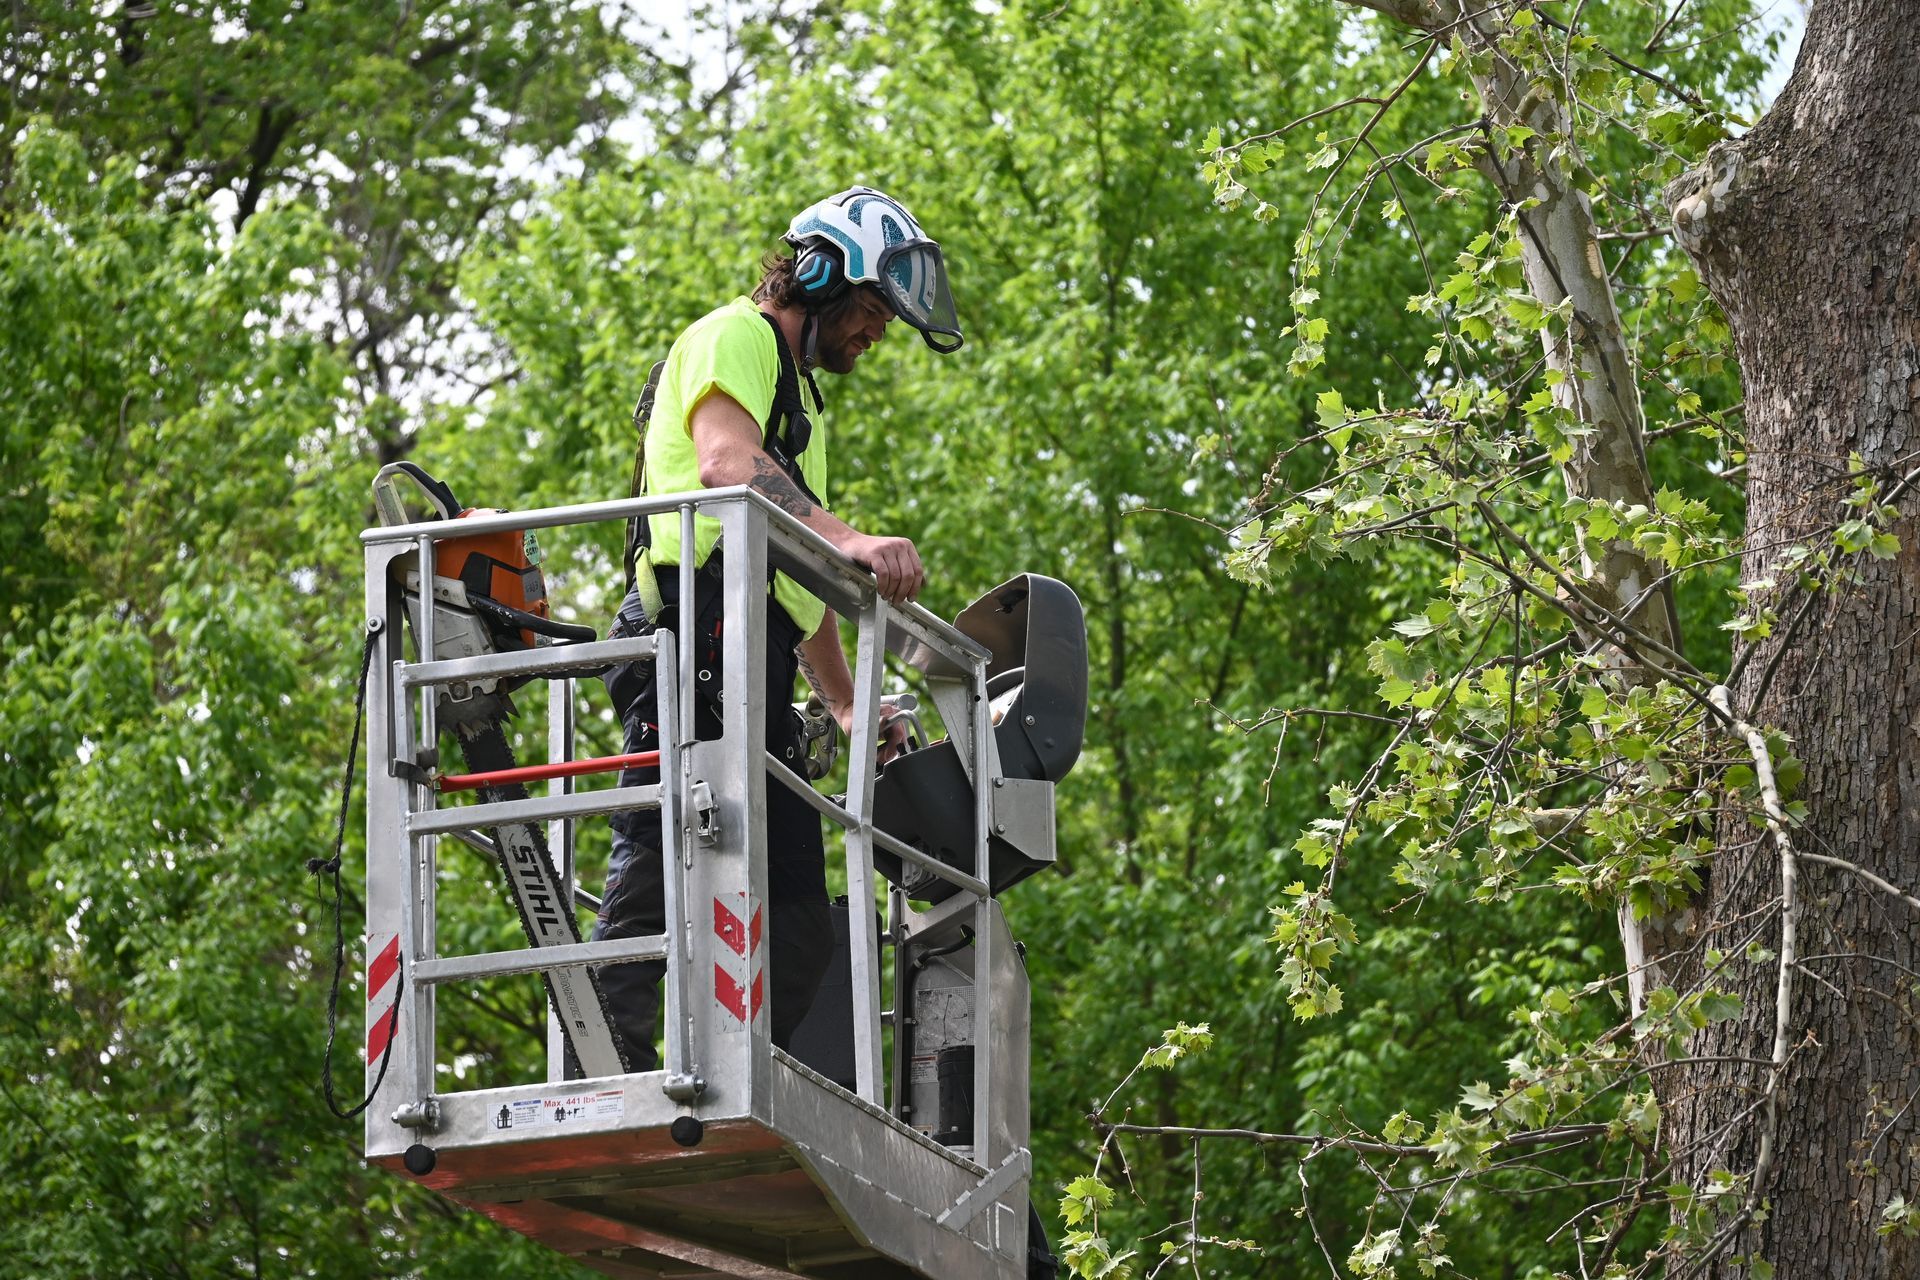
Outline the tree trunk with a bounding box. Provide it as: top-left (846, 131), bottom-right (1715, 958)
top-left (1665, 1), bottom-right (1920, 1274)
top-left (1349, 0), bottom-right (1694, 1015)
top-left (1443, 2), bottom-right (1699, 1019)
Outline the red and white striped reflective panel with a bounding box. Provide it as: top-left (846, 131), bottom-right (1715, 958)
top-left (711, 896), bottom-right (764, 1023)
top-left (366, 934), bottom-right (401, 1062)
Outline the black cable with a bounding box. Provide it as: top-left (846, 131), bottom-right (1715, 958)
top-left (467, 593), bottom-right (597, 644)
top-left (915, 927), bottom-right (976, 966)
top-left (310, 624), bottom-right (401, 1120)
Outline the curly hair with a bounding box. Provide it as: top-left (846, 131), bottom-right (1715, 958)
top-left (752, 249), bottom-right (866, 321)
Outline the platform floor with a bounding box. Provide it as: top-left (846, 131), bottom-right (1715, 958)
top-left (376, 1053), bottom-right (1021, 1280)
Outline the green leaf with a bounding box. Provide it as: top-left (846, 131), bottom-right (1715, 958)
top-left (1699, 991), bottom-right (1742, 1024)
top-left (1437, 270), bottom-right (1478, 303)
top-left (1579, 685), bottom-right (1610, 719)
top-left (1060, 1175), bottom-right (1116, 1228)
top-left (1879, 1194), bottom-right (1920, 1238)
top-left (1382, 1110), bottom-right (1415, 1142)
top-left (1505, 295), bottom-right (1547, 328)
top-left (1347, 1228), bottom-right (1400, 1277)
top-left (1315, 389), bottom-right (1347, 428)
top-left (1295, 832), bottom-right (1335, 867)
top-left (1665, 267), bottom-right (1701, 303)
top-left (1063, 1232), bottom-right (1137, 1280)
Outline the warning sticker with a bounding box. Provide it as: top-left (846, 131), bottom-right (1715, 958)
top-left (910, 1054), bottom-right (939, 1085)
top-left (488, 1089), bottom-right (625, 1132)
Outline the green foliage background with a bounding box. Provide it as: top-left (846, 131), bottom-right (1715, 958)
top-left (0, 2), bottom-right (1777, 1276)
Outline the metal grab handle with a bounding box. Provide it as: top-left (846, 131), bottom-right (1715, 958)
top-left (880, 691), bottom-right (927, 755)
top-left (654, 631), bottom-right (701, 1100)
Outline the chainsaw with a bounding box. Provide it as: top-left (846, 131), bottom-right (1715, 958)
top-left (372, 462), bottom-right (632, 1077)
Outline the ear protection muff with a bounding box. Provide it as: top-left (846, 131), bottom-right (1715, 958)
top-left (793, 241), bottom-right (849, 303)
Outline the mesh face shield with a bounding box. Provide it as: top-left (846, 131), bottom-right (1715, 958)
top-left (878, 242), bottom-right (963, 353)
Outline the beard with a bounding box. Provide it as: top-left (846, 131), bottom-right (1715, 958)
top-left (811, 311), bottom-right (870, 375)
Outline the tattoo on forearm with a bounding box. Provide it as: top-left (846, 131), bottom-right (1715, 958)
top-left (796, 648), bottom-right (825, 695)
top-left (749, 454), bottom-right (815, 518)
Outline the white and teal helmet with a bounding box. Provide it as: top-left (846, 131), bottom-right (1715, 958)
top-left (784, 186), bottom-right (963, 353)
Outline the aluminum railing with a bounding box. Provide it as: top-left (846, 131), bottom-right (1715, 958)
top-left (359, 486), bottom-right (1004, 1158)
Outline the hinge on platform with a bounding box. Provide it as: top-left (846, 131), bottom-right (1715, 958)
top-left (391, 1097), bottom-right (440, 1132)
top-left (690, 780), bottom-right (719, 845)
top-left (390, 747), bottom-right (438, 788)
top-left (661, 1072), bottom-right (705, 1103)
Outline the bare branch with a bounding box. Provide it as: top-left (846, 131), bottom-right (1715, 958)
top-left (1230, 96), bottom-right (1390, 150)
top-left (1296, 1161), bottom-right (1343, 1279)
top-left (1091, 1118), bottom-right (1613, 1158)
top-left (1793, 851), bottom-right (1920, 914)
top-left (1644, 0), bottom-right (1693, 54)
top-left (1706, 684), bottom-right (1798, 1227)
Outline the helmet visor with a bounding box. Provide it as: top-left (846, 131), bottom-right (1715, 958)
top-left (878, 242), bottom-right (963, 353)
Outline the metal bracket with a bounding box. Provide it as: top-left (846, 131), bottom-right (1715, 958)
top-left (990, 775), bottom-right (1056, 864)
top-left (924, 678), bottom-right (977, 785)
top-left (661, 1072), bottom-right (706, 1103)
top-left (391, 1098), bottom-right (440, 1132)
top-left (390, 752), bottom-right (437, 788)
top-left (691, 780), bottom-right (719, 845)
top-left (935, 1146), bottom-right (1031, 1232)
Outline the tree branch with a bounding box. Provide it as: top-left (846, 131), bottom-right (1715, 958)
top-left (1092, 1117), bottom-right (1613, 1158)
top-left (1706, 684), bottom-right (1798, 1226)
top-left (235, 103), bottom-right (299, 228)
top-left (1793, 851), bottom-right (1920, 914)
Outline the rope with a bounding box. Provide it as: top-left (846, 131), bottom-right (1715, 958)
top-left (310, 624), bottom-right (400, 1120)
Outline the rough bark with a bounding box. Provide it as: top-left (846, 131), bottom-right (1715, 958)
top-left (1664, 1), bottom-right (1920, 1274)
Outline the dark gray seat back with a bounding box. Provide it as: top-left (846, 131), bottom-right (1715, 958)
top-left (955, 574), bottom-right (1088, 783)
top-left (873, 575), bottom-right (1086, 901)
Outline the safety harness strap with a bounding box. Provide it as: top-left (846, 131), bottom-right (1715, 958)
top-left (624, 310), bottom-right (824, 617)
top-left (622, 359), bottom-right (668, 601)
top-left (758, 309), bottom-right (826, 510)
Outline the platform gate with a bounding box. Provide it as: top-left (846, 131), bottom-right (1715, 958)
top-left (359, 489), bottom-right (1036, 1279)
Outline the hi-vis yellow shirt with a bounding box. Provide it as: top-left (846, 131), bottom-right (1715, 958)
top-left (639, 297), bottom-right (829, 637)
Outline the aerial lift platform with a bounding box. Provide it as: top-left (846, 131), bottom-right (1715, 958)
top-left (357, 486), bottom-right (1084, 1279)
